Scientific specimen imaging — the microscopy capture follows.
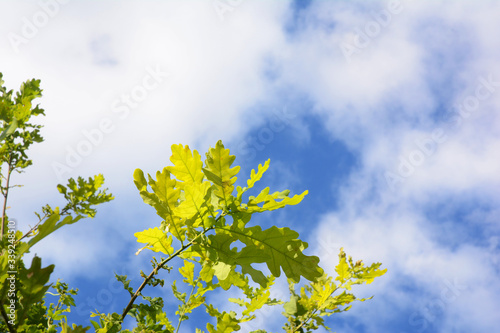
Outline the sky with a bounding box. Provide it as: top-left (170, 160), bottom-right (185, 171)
top-left (1, 0), bottom-right (500, 332)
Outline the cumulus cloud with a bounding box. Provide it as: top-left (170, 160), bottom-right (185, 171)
top-left (291, 1), bottom-right (500, 331)
top-left (1, 0), bottom-right (499, 331)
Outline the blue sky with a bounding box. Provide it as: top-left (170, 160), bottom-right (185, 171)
top-left (2, 0), bottom-right (500, 332)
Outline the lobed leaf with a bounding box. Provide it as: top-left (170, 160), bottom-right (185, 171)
top-left (134, 227), bottom-right (174, 255)
top-left (207, 225), bottom-right (323, 285)
top-left (133, 168), bottom-right (186, 241)
top-left (241, 187), bottom-right (308, 213)
top-left (203, 140), bottom-right (240, 204)
top-left (167, 144), bottom-right (204, 185)
top-left (173, 181), bottom-right (212, 222)
top-left (236, 159), bottom-right (270, 201)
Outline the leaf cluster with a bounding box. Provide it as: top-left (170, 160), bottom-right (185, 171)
top-left (0, 74), bottom-right (113, 333)
top-left (90, 141), bottom-right (386, 332)
top-left (283, 249), bottom-right (387, 332)
top-left (0, 73), bottom-right (44, 173)
top-left (0, 73), bottom-right (387, 333)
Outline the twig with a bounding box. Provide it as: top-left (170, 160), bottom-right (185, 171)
top-left (291, 287), bottom-right (339, 333)
top-left (1, 157), bottom-right (13, 239)
top-left (175, 275), bottom-right (200, 333)
top-left (120, 227), bottom-right (213, 322)
top-left (15, 206), bottom-right (71, 245)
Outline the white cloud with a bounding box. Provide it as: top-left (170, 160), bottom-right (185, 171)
top-left (2, 0), bottom-right (288, 247)
top-left (292, 1), bottom-right (500, 331)
top-left (2, 0), bottom-right (500, 331)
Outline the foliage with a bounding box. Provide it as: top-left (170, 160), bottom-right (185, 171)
top-left (0, 73), bottom-right (113, 333)
top-left (94, 141), bottom-right (386, 332)
top-left (0, 73), bottom-right (386, 332)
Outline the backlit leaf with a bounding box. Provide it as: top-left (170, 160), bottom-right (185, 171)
top-left (134, 227), bottom-right (173, 255)
top-left (203, 140), bottom-right (240, 204)
top-left (241, 187), bottom-right (308, 213)
top-left (236, 159), bottom-right (270, 201)
top-left (167, 144), bottom-right (204, 185)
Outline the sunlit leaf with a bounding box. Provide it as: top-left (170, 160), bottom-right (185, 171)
top-left (203, 140), bottom-right (240, 204)
top-left (167, 144), bottom-right (204, 185)
top-left (134, 227), bottom-right (174, 255)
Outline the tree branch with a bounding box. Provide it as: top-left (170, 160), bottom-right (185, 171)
top-left (291, 287), bottom-right (339, 333)
top-left (15, 205), bottom-right (72, 245)
top-left (1, 157), bottom-right (13, 239)
top-left (120, 227), bottom-right (213, 322)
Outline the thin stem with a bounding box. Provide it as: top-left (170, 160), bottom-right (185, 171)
top-left (120, 227), bottom-right (213, 322)
top-left (14, 217), bottom-right (45, 245)
top-left (175, 276), bottom-right (199, 333)
top-left (48, 292), bottom-right (63, 328)
top-left (291, 287), bottom-right (339, 333)
top-left (1, 158), bottom-right (12, 239)
top-left (15, 206), bottom-right (71, 245)
top-left (0, 300), bottom-right (16, 333)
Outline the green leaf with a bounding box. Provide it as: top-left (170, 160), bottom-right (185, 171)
top-left (57, 174), bottom-right (114, 218)
top-left (172, 280), bottom-right (186, 302)
top-left (235, 225), bottom-right (323, 283)
top-left (134, 227), bottom-right (174, 255)
top-left (25, 178), bottom-right (112, 255)
top-left (133, 168), bottom-right (148, 191)
top-left (60, 323), bottom-right (91, 333)
top-left (17, 256), bottom-right (54, 325)
top-left (208, 225), bottom-right (323, 284)
top-left (199, 262), bottom-right (215, 283)
top-left (173, 181), bottom-right (211, 221)
top-left (149, 168), bottom-right (181, 208)
top-left (246, 159), bottom-right (270, 189)
top-left (203, 140), bottom-right (240, 204)
top-left (241, 187), bottom-right (308, 213)
top-left (335, 249), bottom-right (350, 284)
top-left (134, 168), bottom-right (186, 241)
top-left (179, 260), bottom-right (195, 285)
top-left (205, 305), bottom-right (242, 333)
top-left (284, 295), bottom-right (299, 316)
top-left (202, 168), bottom-right (223, 187)
top-left (27, 213), bottom-right (61, 248)
top-left (236, 159), bottom-right (270, 201)
top-left (115, 274), bottom-right (134, 296)
top-left (167, 143), bottom-right (204, 185)
top-left (241, 264), bottom-right (268, 287)
top-left (241, 289), bottom-right (270, 316)
top-left (0, 116), bottom-right (17, 140)
top-left (212, 261), bottom-right (232, 281)
top-left (218, 267), bottom-right (247, 291)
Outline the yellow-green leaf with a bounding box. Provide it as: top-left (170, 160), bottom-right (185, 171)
top-left (174, 181), bottom-right (211, 221)
top-left (134, 227), bottom-right (173, 255)
top-left (179, 260), bottom-right (195, 285)
top-left (335, 249), bottom-right (350, 284)
top-left (236, 159), bottom-right (270, 201)
top-left (241, 187), bottom-right (308, 213)
top-left (149, 168), bottom-right (180, 208)
top-left (247, 159), bottom-right (270, 188)
top-left (167, 143), bottom-right (204, 185)
top-left (203, 140), bottom-right (240, 203)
